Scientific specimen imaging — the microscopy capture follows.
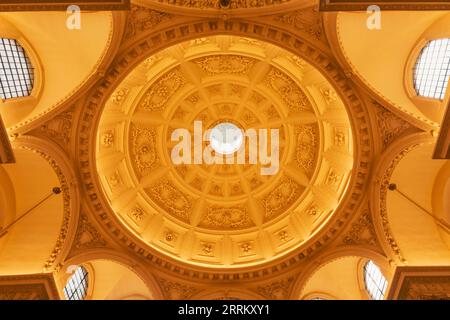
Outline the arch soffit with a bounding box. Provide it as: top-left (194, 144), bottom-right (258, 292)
top-left (369, 131), bottom-right (437, 265)
top-left (322, 12), bottom-right (443, 131)
top-left (289, 246), bottom-right (391, 299)
top-left (62, 248), bottom-right (164, 299)
top-left (6, 11), bottom-right (127, 134)
top-left (10, 135), bottom-right (81, 273)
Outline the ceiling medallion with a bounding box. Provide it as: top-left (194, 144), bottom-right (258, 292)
top-left (96, 36), bottom-right (354, 267)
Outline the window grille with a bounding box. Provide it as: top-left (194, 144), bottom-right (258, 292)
top-left (63, 266), bottom-right (89, 300)
top-left (413, 38), bottom-right (450, 100)
top-left (364, 260), bottom-right (388, 300)
top-left (0, 38), bottom-right (34, 100)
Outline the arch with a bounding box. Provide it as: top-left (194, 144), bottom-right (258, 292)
top-left (0, 10), bottom-right (126, 132)
top-left (371, 132), bottom-right (450, 266)
top-left (191, 289), bottom-right (265, 300)
top-left (0, 164), bottom-right (16, 229)
top-left (293, 250), bottom-right (391, 300)
top-left (88, 259), bottom-right (153, 300)
top-left (302, 292), bottom-right (338, 300)
top-left (61, 249), bottom-right (163, 299)
top-left (75, 17), bottom-right (374, 281)
top-left (405, 13), bottom-right (450, 121)
top-left (432, 161), bottom-right (450, 228)
top-left (0, 147), bottom-right (64, 275)
top-left (325, 11), bottom-right (450, 128)
top-left (386, 143), bottom-right (450, 265)
top-left (0, 15), bottom-right (43, 126)
top-left (12, 135), bottom-right (80, 272)
top-left (0, 135), bottom-right (79, 275)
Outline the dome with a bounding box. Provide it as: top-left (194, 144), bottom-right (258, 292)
top-left (95, 35), bottom-right (354, 268)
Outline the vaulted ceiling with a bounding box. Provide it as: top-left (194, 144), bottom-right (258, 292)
top-left (0, 0), bottom-right (449, 300)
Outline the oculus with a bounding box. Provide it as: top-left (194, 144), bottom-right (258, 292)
top-left (171, 121), bottom-right (280, 175)
top-left (209, 122), bottom-right (243, 156)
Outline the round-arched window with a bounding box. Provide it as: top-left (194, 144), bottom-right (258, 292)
top-left (413, 38), bottom-right (450, 100)
top-left (0, 38), bottom-right (34, 100)
top-left (63, 265), bottom-right (89, 300)
top-left (363, 260), bottom-right (388, 300)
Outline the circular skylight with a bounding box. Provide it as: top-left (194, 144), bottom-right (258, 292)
top-left (209, 122), bottom-right (243, 155)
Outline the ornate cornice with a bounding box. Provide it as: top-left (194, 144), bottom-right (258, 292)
top-left (388, 266), bottom-right (450, 300)
top-left (273, 7), bottom-right (324, 42)
top-left (0, 0), bottom-right (130, 11)
top-left (132, 0), bottom-right (316, 18)
top-left (0, 273), bottom-right (60, 300)
top-left (320, 0), bottom-right (450, 11)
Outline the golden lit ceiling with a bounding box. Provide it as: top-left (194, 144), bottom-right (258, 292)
top-left (1, 1), bottom-right (450, 301)
top-left (96, 35), bottom-right (354, 267)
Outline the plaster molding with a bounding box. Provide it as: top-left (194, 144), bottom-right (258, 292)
top-left (387, 266), bottom-right (450, 300)
top-left (11, 135), bottom-right (81, 273)
top-left (0, 273), bottom-right (60, 300)
top-left (289, 246), bottom-right (390, 299)
top-left (0, 0), bottom-right (130, 11)
top-left (132, 0), bottom-right (316, 19)
top-left (320, 0), bottom-right (450, 11)
top-left (369, 132), bottom-right (436, 265)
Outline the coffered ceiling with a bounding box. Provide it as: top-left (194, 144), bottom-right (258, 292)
top-left (96, 35), bottom-right (353, 267)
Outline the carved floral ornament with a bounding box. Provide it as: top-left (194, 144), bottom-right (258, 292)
top-left (131, 0), bottom-right (304, 17)
top-left (75, 18), bottom-right (374, 280)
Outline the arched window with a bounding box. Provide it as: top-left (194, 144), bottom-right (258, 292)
top-left (413, 38), bottom-right (450, 100)
top-left (363, 260), bottom-right (388, 300)
top-left (0, 38), bottom-right (34, 100)
top-left (63, 265), bottom-right (89, 300)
